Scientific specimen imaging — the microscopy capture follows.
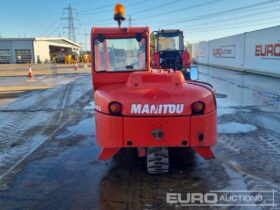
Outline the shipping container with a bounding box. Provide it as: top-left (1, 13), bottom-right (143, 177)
top-left (192, 42), bottom-right (208, 64)
top-left (208, 34), bottom-right (245, 70)
top-left (192, 25), bottom-right (280, 77)
top-left (244, 26), bottom-right (280, 77)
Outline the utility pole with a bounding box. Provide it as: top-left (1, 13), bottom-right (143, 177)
top-left (84, 32), bottom-right (89, 52)
top-left (129, 16), bottom-right (132, 27)
top-left (62, 4), bottom-right (77, 42)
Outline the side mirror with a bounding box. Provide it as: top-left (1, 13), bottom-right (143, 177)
top-left (190, 66), bottom-right (199, 80)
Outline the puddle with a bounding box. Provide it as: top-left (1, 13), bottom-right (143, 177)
top-left (199, 66), bottom-right (280, 107)
top-left (83, 101), bottom-right (95, 111)
top-left (218, 108), bottom-right (237, 117)
top-left (57, 118), bottom-right (95, 139)
top-left (0, 134), bottom-right (47, 179)
top-left (217, 107), bottom-right (251, 117)
top-left (216, 93), bottom-right (228, 98)
top-left (221, 164), bottom-right (248, 190)
top-left (218, 122), bottom-right (257, 134)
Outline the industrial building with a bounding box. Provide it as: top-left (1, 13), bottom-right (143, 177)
top-left (0, 37), bottom-right (80, 64)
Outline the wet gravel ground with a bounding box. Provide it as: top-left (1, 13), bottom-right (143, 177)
top-left (0, 66), bottom-right (279, 210)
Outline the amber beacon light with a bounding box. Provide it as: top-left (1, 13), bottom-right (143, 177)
top-left (114, 4), bottom-right (126, 27)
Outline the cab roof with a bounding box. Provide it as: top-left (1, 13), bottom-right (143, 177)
top-left (91, 27), bottom-right (150, 35)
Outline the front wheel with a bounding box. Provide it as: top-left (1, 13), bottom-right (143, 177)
top-left (147, 147), bottom-right (169, 174)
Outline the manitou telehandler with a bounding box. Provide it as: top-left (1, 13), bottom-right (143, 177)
top-left (150, 30), bottom-right (191, 79)
top-left (91, 4), bottom-right (217, 174)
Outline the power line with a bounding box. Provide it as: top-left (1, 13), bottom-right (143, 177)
top-left (152, 0), bottom-right (280, 28)
top-left (153, 1), bottom-right (279, 28)
top-left (62, 4), bottom-right (78, 42)
top-left (130, 0), bottom-right (185, 16)
top-left (80, 0), bottom-right (223, 25)
top-left (137, 0), bottom-right (221, 19)
top-left (78, 0), bottom-right (130, 15)
top-left (172, 2), bottom-right (280, 29)
top-left (79, 0), bottom-right (147, 18)
top-left (45, 21), bottom-right (62, 37)
top-left (188, 20), bottom-right (280, 35)
top-left (40, 16), bottom-right (63, 37)
top-left (186, 12), bottom-right (280, 33)
top-left (71, 0), bottom-right (98, 6)
top-left (78, 2), bottom-right (113, 14)
top-left (72, 0), bottom-right (280, 44)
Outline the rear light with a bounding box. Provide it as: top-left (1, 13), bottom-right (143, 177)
top-left (192, 101), bottom-right (204, 114)
top-left (109, 102), bottom-right (122, 115)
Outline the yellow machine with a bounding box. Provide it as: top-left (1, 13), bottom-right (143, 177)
top-left (65, 54), bottom-right (80, 64)
top-left (82, 54), bottom-right (91, 63)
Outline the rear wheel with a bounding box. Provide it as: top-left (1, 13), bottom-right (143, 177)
top-left (147, 147), bottom-right (169, 174)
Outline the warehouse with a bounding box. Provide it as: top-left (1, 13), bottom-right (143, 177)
top-left (0, 37), bottom-right (80, 64)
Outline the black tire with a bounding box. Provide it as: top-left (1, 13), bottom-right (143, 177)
top-left (147, 147), bottom-right (169, 174)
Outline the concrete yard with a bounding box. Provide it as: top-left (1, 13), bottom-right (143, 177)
top-left (0, 64), bottom-right (279, 209)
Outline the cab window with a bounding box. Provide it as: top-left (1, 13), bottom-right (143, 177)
top-left (94, 37), bottom-right (146, 72)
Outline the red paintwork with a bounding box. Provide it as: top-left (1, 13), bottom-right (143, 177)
top-left (91, 27), bottom-right (150, 90)
top-left (103, 40), bottom-right (110, 70)
top-left (95, 110), bottom-right (216, 148)
top-left (95, 45), bottom-right (101, 70)
top-left (99, 148), bottom-right (120, 160)
top-left (193, 147), bottom-right (215, 159)
top-left (91, 26), bottom-right (217, 161)
top-left (151, 52), bottom-right (160, 68)
top-left (150, 51), bottom-right (191, 69)
top-left (94, 71), bottom-right (216, 116)
top-left (182, 51), bottom-right (191, 68)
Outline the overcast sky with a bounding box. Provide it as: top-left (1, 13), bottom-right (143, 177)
top-left (0, 0), bottom-right (280, 49)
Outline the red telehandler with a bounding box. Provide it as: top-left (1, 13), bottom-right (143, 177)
top-left (150, 30), bottom-right (191, 79)
top-left (91, 4), bottom-right (217, 174)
